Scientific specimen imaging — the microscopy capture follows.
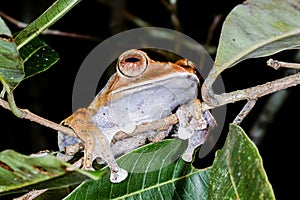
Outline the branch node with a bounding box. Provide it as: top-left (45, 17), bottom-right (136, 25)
top-left (267, 58), bottom-right (300, 70)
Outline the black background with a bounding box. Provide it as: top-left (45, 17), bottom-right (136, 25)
top-left (1, 1), bottom-right (299, 199)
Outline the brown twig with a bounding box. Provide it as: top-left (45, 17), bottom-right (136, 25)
top-left (0, 11), bottom-right (102, 42)
top-left (131, 113), bottom-right (178, 136)
top-left (0, 95), bottom-right (177, 139)
top-left (0, 98), bottom-right (76, 137)
top-left (100, 0), bottom-right (152, 29)
top-left (204, 14), bottom-right (222, 50)
top-left (2, 71), bottom-right (300, 139)
top-left (13, 189), bottom-right (48, 200)
top-left (160, 0), bottom-right (180, 31)
top-left (233, 99), bottom-right (256, 125)
top-left (202, 71), bottom-right (300, 111)
top-left (267, 58), bottom-right (300, 70)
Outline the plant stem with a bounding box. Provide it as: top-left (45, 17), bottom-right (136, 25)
top-left (0, 98), bottom-right (76, 137)
top-left (6, 91), bottom-right (24, 118)
top-left (1, 67), bottom-right (300, 139)
top-left (201, 72), bottom-right (300, 111)
top-left (0, 11), bottom-right (102, 42)
top-left (267, 58), bottom-right (300, 70)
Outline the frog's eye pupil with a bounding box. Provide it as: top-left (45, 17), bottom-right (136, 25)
top-left (117, 49), bottom-right (148, 77)
top-left (125, 57), bottom-right (140, 63)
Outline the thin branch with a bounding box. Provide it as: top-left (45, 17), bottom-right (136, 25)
top-left (204, 14), bottom-right (222, 50)
top-left (129, 113), bottom-right (178, 136)
top-left (14, 189), bottom-right (48, 200)
top-left (202, 71), bottom-right (300, 111)
top-left (267, 58), bottom-right (300, 70)
top-left (103, 1), bottom-right (152, 28)
top-left (0, 95), bottom-right (177, 139)
top-left (0, 98), bottom-right (76, 137)
top-left (2, 72), bottom-right (300, 140)
top-left (0, 11), bottom-right (102, 42)
top-left (160, 0), bottom-right (180, 31)
top-left (119, 7), bottom-right (152, 27)
top-left (233, 99), bottom-right (256, 125)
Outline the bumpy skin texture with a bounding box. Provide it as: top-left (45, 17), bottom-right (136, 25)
top-left (58, 49), bottom-right (215, 183)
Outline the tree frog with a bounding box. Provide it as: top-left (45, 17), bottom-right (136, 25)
top-left (58, 49), bottom-right (216, 183)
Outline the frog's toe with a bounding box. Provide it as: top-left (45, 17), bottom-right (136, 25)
top-left (182, 152), bottom-right (193, 162)
top-left (110, 168), bottom-right (128, 183)
top-left (121, 123), bottom-right (136, 134)
top-left (178, 127), bottom-right (193, 140)
top-left (82, 165), bottom-right (95, 171)
top-left (95, 157), bottom-right (105, 164)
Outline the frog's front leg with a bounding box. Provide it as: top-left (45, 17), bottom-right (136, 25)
top-left (64, 108), bottom-right (128, 183)
top-left (181, 110), bottom-right (216, 161)
top-left (176, 99), bottom-right (207, 140)
top-left (176, 99), bottom-right (216, 162)
top-left (87, 128), bottom-right (128, 183)
top-left (182, 129), bottom-right (208, 162)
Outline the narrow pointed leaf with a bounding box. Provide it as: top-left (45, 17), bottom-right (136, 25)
top-left (207, 0), bottom-right (300, 83)
top-left (0, 150), bottom-right (103, 196)
top-left (64, 140), bottom-right (211, 200)
top-left (208, 124), bottom-right (275, 199)
top-left (0, 17), bottom-right (24, 90)
top-left (15, 0), bottom-right (81, 50)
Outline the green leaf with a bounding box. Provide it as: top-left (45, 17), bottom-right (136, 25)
top-left (64, 140), bottom-right (211, 200)
top-left (0, 127), bottom-right (275, 199)
top-left (0, 17), bottom-right (24, 90)
top-left (15, 0), bottom-right (81, 50)
top-left (207, 0), bottom-right (300, 83)
top-left (0, 150), bottom-right (103, 196)
top-left (19, 37), bottom-right (59, 79)
top-left (208, 124), bottom-right (275, 200)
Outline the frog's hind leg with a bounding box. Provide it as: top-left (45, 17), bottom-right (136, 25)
top-left (63, 108), bottom-right (128, 183)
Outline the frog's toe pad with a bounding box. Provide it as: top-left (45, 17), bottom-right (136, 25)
top-left (182, 153), bottom-right (193, 162)
top-left (178, 127), bottom-right (193, 140)
top-left (110, 168), bottom-right (128, 183)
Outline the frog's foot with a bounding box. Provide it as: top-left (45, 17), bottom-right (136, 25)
top-left (56, 142), bottom-right (84, 165)
top-left (182, 129), bottom-right (208, 162)
top-left (110, 167), bottom-right (128, 183)
top-left (82, 160), bottom-right (95, 171)
top-left (82, 154), bottom-right (128, 183)
top-left (65, 142), bottom-right (84, 156)
top-left (176, 99), bottom-right (207, 140)
top-left (182, 152), bottom-right (193, 162)
top-left (181, 110), bottom-right (216, 162)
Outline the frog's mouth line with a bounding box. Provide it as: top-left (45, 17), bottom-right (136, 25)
top-left (111, 72), bottom-right (199, 96)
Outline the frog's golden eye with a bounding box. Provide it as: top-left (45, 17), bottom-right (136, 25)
top-left (117, 49), bottom-right (148, 77)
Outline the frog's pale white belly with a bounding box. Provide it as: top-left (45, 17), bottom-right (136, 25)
top-left (92, 76), bottom-right (199, 139)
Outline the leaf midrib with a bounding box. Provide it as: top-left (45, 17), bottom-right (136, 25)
top-left (113, 168), bottom-right (207, 200)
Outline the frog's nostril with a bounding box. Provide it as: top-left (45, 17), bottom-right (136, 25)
top-left (117, 49), bottom-right (148, 77)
